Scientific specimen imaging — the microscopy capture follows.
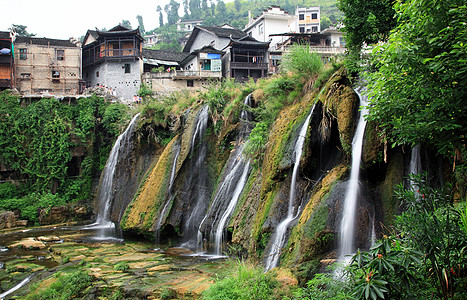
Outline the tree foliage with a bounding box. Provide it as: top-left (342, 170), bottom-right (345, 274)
top-left (0, 92), bottom-right (129, 215)
top-left (366, 0), bottom-right (467, 160)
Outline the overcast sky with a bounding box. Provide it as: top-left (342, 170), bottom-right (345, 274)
top-left (1, 0), bottom-right (172, 39)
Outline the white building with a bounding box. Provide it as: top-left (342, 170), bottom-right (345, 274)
top-left (296, 6), bottom-right (321, 33)
top-left (176, 19), bottom-right (204, 32)
top-left (243, 6), bottom-right (296, 51)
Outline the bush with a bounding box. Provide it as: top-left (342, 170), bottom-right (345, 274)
top-left (281, 44), bottom-right (324, 83)
top-left (114, 262), bottom-right (130, 272)
top-left (203, 261), bottom-right (290, 300)
top-left (0, 192), bottom-right (66, 222)
top-left (26, 270), bottom-right (93, 300)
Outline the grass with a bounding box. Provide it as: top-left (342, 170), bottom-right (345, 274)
top-left (202, 261), bottom-right (293, 300)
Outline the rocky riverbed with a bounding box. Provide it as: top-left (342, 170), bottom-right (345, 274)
top-left (0, 224), bottom-right (231, 299)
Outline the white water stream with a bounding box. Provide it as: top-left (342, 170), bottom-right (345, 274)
top-left (265, 105), bottom-right (315, 271)
top-left (338, 88), bottom-right (368, 261)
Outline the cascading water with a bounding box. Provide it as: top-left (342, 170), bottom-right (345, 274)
top-left (181, 106), bottom-right (210, 246)
top-left (214, 158), bottom-right (250, 255)
top-left (155, 141), bottom-right (181, 244)
top-left (197, 94), bottom-right (253, 254)
top-left (265, 105), bottom-right (315, 271)
top-left (93, 113), bottom-right (140, 236)
top-left (409, 144), bottom-right (422, 193)
top-left (338, 88), bottom-right (369, 261)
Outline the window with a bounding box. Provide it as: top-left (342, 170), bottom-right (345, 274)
top-left (19, 48), bottom-right (27, 60)
top-left (299, 27), bottom-right (305, 33)
top-left (312, 26), bottom-right (318, 33)
top-left (187, 80), bottom-right (194, 87)
top-left (258, 24), bottom-right (264, 35)
top-left (311, 13), bottom-right (318, 19)
top-left (52, 70), bottom-right (60, 78)
top-left (299, 14), bottom-right (304, 20)
top-left (339, 37), bottom-right (346, 47)
top-left (56, 49), bottom-right (64, 61)
top-left (124, 63), bottom-right (131, 73)
top-left (96, 71), bottom-right (99, 77)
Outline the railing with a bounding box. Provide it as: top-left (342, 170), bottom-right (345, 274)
top-left (230, 62), bottom-right (268, 69)
top-left (0, 79), bottom-right (11, 88)
top-left (143, 70), bottom-right (222, 80)
top-left (309, 46), bottom-right (346, 54)
top-left (83, 48), bottom-right (140, 67)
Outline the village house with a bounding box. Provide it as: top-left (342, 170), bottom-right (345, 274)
top-left (0, 31), bottom-right (14, 91)
top-left (183, 25), bottom-right (269, 82)
top-left (141, 46), bottom-right (223, 93)
top-left (13, 35), bottom-right (82, 96)
top-left (243, 6), bottom-right (296, 74)
top-left (296, 6), bottom-right (321, 33)
top-left (82, 25), bottom-right (144, 101)
top-left (176, 19), bottom-right (204, 32)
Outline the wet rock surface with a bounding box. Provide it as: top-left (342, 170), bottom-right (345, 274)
top-left (0, 226), bottom-right (230, 299)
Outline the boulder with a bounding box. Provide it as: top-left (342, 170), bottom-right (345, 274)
top-left (10, 237), bottom-right (47, 249)
top-left (38, 206), bottom-right (70, 225)
top-left (0, 211), bottom-right (17, 229)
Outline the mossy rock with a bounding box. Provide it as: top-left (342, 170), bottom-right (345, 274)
top-left (317, 67), bottom-right (358, 155)
top-left (281, 164), bottom-right (347, 267)
top-left (377, 151), bottom-right (404, 227)
top-left (121, 136), bottom-right (180, 234)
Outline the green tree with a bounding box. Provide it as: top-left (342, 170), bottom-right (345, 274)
top-left (157, 5), bottom-right (164, 27)
top-left (366, 0), bottom-right (467, 161)
top-left (189, 0), bottom-right (202, 19)
top-left (216, 0), bottom-right (227, 19)
top-left (120, 19), bottom-right (132, 29)
top-left (165, 0), bottom-right (180, 25)
top-left (234, 0), bottom-right (242, 12)
top-left (9, 24), bottom-right (35, 37)
top-left (338, 0), bottom-right (396, 69)
top-left (136, 15), bottom-right (145, 33)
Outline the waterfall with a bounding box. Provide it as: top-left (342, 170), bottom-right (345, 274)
top-left (214, 159), bottom-right (250, 255)
top-left (155, 141), bottom-right (181, 244)
top-left (95, 113), bottom-right (140, 229)
top-left (265, 105), bottom-right (315, 271)
top-left (338, 88), bottom-right (368, 260)
top-left (197, 94), bottom-right (253, 254)
top-left (409, 144), bottom-right (422, 193)
top-left (182, 106), bottom-right (210, 245)
top-left (0, 275), bottom-right (33, 299)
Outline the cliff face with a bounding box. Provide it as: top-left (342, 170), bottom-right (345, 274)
top-left (112, 67), bottom-right (431, 276)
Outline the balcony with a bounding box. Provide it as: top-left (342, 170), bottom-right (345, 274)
top-left (230, 62), bottom-right (268, 70)
top-left (83, 47), bottom-right (141, 67)
top-left (0, 79), bottom-right (11, 88)
top-left (309, 46), bottom-right (346, 54)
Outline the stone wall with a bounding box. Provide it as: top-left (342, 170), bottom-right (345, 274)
top-left (84, 59), bottom-right (142, 101)
top-left (14, 44), bottom-right (81, 95)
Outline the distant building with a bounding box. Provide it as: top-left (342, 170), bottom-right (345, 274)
top-left (176, 19), bottom-right (204, 32)
top-left (244, 6), bottom-right (296, 50)
top-left (244, 6), bottom-right (296, 74)
top-left (14, 36), bottom-right (81, 96)
top-left (143, 33), bottom-right (158, 47)
top-left (296, 6), bottom-right (321, 33)
top-left (183, 25), bottom-right (269, 81)
top-left (0, 31), bottom-right (14, 91)
top-left (82, 25), bottom-right (144, 100)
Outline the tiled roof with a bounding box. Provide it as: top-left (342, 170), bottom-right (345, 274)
top-left (197, 25), bottom-right (248, 39)
top-left (15, 36), bottom-right (78, 47)
top-left (142, 48), bottom-right (190, 63)
top-left (0, 31), bottom-right (11, 39)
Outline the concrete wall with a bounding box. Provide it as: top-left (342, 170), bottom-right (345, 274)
top-left (84, 59), bottom-right (142, 100)
top-left (141, 73), bottom-right (212, 94)
top-left (188, 30), bottom-right (230, 52)
top-left (14, 44), bottom-right (81, 95)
